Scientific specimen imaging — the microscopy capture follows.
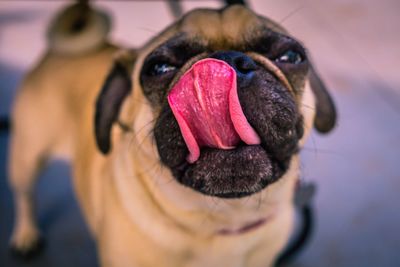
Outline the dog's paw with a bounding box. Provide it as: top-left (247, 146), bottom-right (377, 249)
top-left (9, 226), bottom-right (44, 259)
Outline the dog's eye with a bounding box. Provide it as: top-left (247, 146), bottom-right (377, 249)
top-left (149, 63), bottom-right (177, 76)
top-left (275, 50), bottom-right (303, 64)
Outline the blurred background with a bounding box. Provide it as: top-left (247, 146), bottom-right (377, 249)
top-left (0, 0), bottom-right (399, 266)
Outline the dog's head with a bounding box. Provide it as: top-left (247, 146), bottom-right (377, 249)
top-left (95, 5), bottom-right (336, 199)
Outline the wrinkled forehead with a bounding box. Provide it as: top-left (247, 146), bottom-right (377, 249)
top-left (177, 5), bottom-right (287, 49)
top-left (134, 5), bottom-right (292, 87)
top-left (136, 5), bottom-right (291, 62)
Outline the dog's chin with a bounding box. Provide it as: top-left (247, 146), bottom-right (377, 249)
top-left (172, 145), bottom-right (288, 198)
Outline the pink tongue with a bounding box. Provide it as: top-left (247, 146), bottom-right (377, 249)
top-left (168, 58), bottom-right (260, 163)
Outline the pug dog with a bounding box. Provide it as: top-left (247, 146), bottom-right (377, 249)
top-left (8, 1), bottom-right (336, 267)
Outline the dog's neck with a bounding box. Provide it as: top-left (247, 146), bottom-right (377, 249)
top-left (111, 128), bottom-right (298, 251)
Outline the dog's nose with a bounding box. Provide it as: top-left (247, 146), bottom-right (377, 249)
top-left (210, 51), bottom-right (256, 85)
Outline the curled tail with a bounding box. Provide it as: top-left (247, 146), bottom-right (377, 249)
top-left (46, 0), bottom-right (111, 55)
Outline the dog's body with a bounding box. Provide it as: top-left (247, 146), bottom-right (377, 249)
top-left (8, 2), bottom-right (335, 267)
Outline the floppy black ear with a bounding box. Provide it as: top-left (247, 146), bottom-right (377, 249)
top-left (95, 52), bottom-right (135, 154)
top-left (309, 66), bottom-right (337, 133)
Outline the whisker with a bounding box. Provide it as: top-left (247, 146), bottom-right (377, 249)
top-left (127, 118), bottom-right (158, 149)
top-left (257, 190), bottom-right (263, 211)
top-left (301, 146), bottom-right (344, 157)
top-left (309, 132), bottom-right (318, 159)
top-left (301, 102), bottom-right (316, 111)
top-left (136, 26), bottom-right (159, 34)
top-left (279, 5), bottom-right (306, 24)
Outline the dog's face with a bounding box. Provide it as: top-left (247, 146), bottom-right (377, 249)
top-left (95, 6), bottom-right (336, 200)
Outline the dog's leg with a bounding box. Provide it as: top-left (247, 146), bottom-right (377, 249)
top-left (8, 122), bottom-right (48, 258)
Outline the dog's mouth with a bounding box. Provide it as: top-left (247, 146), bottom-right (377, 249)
top-left (172, 145), bottom-right (285, 198)
top-left (154, 55), bottom-right (303, 198)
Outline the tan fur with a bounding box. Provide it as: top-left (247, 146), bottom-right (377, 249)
top-left (9, 5), bottom-right (317, 267)
top-left (47, 2), bottom-right (111, 55)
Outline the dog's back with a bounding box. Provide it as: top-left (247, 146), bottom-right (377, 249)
top-left (12, 47), bottom-right (116, 158)
top-left (8, 1), bottom-right (117, 255)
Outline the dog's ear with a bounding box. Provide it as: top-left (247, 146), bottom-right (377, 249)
top-left (95, 50), bottom-right (136, 154)
top-left (309, 65), bottom-right (337, 133)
